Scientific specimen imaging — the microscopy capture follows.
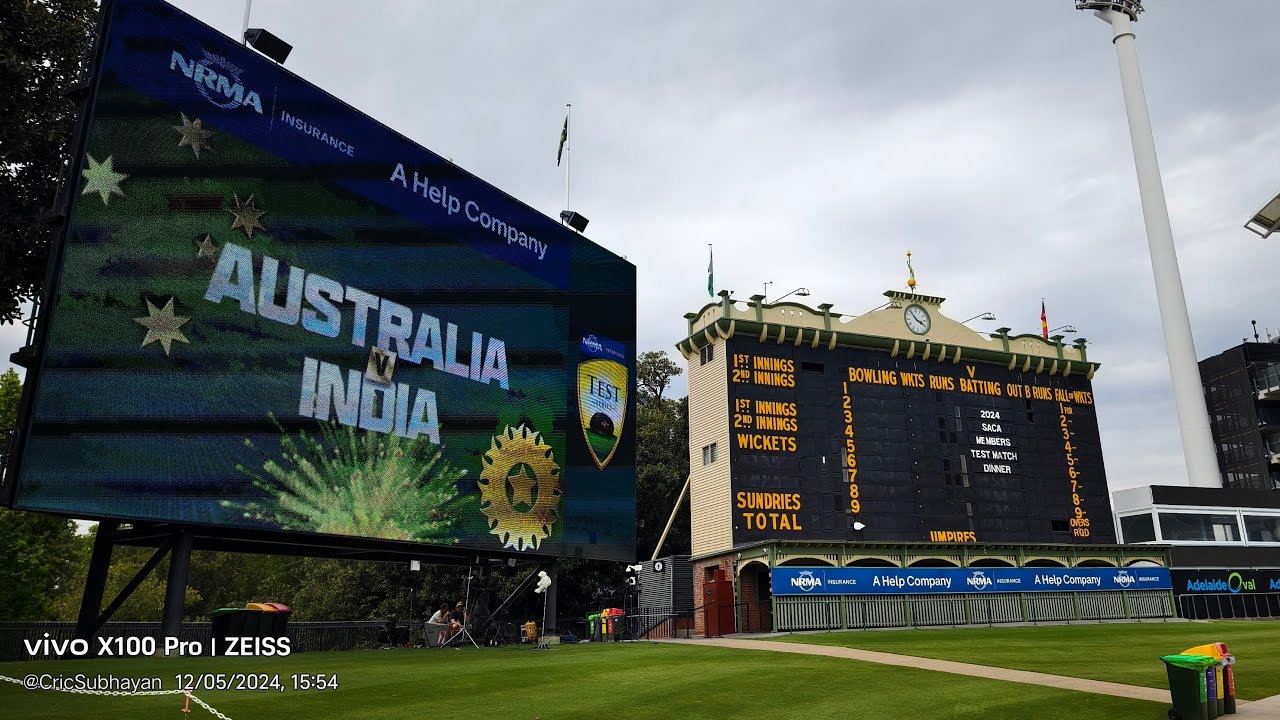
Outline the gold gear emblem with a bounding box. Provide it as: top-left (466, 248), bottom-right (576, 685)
top-left (478, 425), bottom-right (561, 551)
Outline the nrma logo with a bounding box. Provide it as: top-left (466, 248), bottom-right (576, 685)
top-left (790, 570), bottom-right (822, 593)
top-left (966, 570), bottom-right (992, 590)
top-left (581, 335), bottom-right (604, 354)
top-left (169, 50), bottom-right (263, 114)
top-left (1113, 570), bottom-right (1135, 589)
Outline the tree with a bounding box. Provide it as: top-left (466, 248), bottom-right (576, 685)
top-left (0, 368), bottom-right (22, 429)
top-left (634, 350), bottom-right (691, 559)
top-left (0, 0), bottom-right (99, 323)
top-left (0, 507), bottom-right (80, 620)
top-left (0, 368), bottom-right (81, 621)
top-left (637, 350), bottom-right (682, 405)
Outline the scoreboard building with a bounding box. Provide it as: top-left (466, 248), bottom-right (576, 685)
top-left (675, 289), bottom-right (1173, 635)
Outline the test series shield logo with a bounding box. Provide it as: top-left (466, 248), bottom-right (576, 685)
top-left (577, 336), bottom-right (628, 469)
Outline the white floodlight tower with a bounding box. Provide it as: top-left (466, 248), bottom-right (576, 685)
top-left (1076, 0), bottom-right (1220, 488)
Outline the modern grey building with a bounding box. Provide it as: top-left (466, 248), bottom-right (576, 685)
top-left (1199, 340), bottom-right (1280, 491)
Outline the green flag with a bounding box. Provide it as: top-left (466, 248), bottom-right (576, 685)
top-left (556, 115), bottom-right (568, 166)
top-left (707, 246), bottom-right (714, 297)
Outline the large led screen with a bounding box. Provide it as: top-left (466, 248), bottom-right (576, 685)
top-left (10, 0), bottom-right (637, 561)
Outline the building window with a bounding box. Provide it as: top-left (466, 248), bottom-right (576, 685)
top-left (1119, 513), bottom-right (1156, 543)
top-left (702, 443), bottom-right (717, 465)
top-left (1158, 512), bottom-right (1241, 542)
top-left (699, 343), bottom-right (714, 366)
top-left (1243, 515), bottom-right (1280, 542)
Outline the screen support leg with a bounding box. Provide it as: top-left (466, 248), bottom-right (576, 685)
top-left (75, 519), bottom-right (119, 641)
top-left (161, 528), bottom-right (192, 638)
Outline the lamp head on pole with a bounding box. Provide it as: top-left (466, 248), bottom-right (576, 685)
top-left (1245, 193), bottom-right (1280, 239)
top-left (1074, 0), bottom-right (1142, 21)
top-left (243, 28), bottom-right (292, 64)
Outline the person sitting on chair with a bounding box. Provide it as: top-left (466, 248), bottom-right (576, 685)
top-left (427, 603), bottom-right (450, 646)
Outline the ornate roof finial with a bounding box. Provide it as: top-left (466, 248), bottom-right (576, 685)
top-left (906, 249), bottom-right (917, 290)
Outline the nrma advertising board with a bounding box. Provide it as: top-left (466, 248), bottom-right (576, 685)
top-left (9, 0), bottom-right (637, 561)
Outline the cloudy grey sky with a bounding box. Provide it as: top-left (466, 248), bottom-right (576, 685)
top-left (5, 0), bottom-right (1280, 499)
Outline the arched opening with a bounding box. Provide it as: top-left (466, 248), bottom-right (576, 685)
top-left (738, 562), bottom-right (773, 633)
top-left (968, 558), bottom-right (1014, 568)
top-left (847, 558), bottom-right (899, 567)
top-left (1125, 559), bottom-right (1162, 568)
top-left (1075, 559), bottom-right (1117, 568)
top-left (1023, 559), bottom-right (1067, 568)
top-left (908, 558), bottom-right (959, 568)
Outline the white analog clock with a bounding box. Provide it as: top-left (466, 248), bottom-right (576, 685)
top-left (904, 304), bottom-right (931, 335)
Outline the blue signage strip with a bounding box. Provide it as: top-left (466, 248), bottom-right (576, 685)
top-left (772, 567), bottom-right (1172, 596)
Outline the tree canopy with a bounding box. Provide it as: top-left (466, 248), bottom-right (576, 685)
top-left (0, 0), bottom-right (99, 323)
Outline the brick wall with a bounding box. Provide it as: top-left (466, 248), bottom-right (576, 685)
top-left (692, 554), bottom-right (735, 636)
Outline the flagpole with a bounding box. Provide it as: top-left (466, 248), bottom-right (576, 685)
top-left (564, 103), bottom-right (572, 212)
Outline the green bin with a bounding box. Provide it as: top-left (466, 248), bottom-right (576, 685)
top-left (1161, 655), bottom-right (1216, 720)
top-left (210, 607), bottom-right (248, 642)
top-left (587, 613), bottom-right (601, 641)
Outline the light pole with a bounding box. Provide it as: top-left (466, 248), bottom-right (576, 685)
top-left (961, 312), bottom-right (996, 324)
top-left (1050, 324), bottom-right (1077, 334)
top-left (1076, 0), bottom-right (1220, 488)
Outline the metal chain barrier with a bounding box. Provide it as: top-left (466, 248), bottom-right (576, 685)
top-left (0, 674), bottom-right (234, 718)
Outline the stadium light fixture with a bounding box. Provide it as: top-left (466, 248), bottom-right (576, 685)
top-left (1244, 192), bottom-right (1280, 239)
top-left (961, 312), bottom-right (996, 324)
top-left (1050, 324), bottom-right (1077, 334)
top-left (773, 288), bottom-right (810, 303)
top-left (244, 28), bottom-right (293, 65)
top-left (559, 210), bottom-right (589, 233)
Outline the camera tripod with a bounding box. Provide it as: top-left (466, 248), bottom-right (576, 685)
top-left (445, 567), bottom-right (482, 649)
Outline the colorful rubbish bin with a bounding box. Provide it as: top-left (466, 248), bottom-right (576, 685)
top-left (1161, 655), bottom-right (1215, 720)
top-left (262, 603), bottom-right (293, 637)
top-left (244, 603), bottom-right (277, 637)
top-left (1223, 650), bottom-right (1237, 715)
top-left (1183, 643), bottom-right (1234, 716)
top-left (602, 608), bottom-right (625, 639)
top-left (587, 613), bottom-right (601, 641)
top-left (210, 607), bottom-right (248, 642)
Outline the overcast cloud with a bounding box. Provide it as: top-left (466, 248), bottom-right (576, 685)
top-left (5, 0), bottom-right (1280, 499)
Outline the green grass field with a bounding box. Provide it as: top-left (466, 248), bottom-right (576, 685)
top-left (0, 642), bottom-right (1164, 720)
top-left (769, 620), bottom-right (1280, 700)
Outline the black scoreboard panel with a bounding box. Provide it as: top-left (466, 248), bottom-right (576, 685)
top-left (726, 340), bottom-right (1116, 545)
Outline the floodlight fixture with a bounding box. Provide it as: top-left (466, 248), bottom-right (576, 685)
top-left (773, 287), bottom-right (811, 303)
top-left (1245, 193), bottom-right (1280, 239)
top-left (243, 28), bottom-right (292, 65)
top-left (1050, 324), bottom-right (1078, 334)
top-left (560, 210), bottom-right (589, 233)
top-left (962, 312), bottom-right (997, 324)
top-left (1075, 0), bottom-right (1142, 20)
